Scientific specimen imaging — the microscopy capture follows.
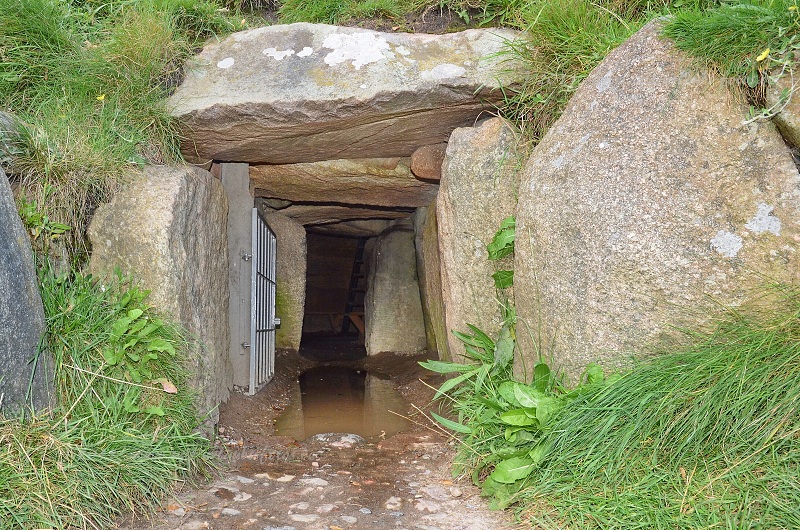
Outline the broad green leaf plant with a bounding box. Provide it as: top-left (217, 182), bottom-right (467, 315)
top-left (422, 216), bottom-right (618, 508)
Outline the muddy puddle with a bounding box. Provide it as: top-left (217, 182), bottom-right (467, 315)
top-left (274, 366), bottom-right (412, 441)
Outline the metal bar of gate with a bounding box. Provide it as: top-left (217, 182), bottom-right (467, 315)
top-left (249, 209), bottom-right (277, 395)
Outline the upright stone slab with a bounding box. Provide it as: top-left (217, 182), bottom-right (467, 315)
top-left (515, 21), bottom-right (800, 382)
top-left (259, 208), bottom-right (306, 352)
top-left (437, 118), bottom-right (520, 362)
top-left (168, 23), bottom-right (522, 164)
top-left (219, 162), bottom-right (253, 388)
top-left (365, 221), bottom-right (427, 355)
top-left (0, 168), bottom-right (52, 415)
top-left (413, 206), bottom-right (450, 360)
top-left (89, 165), bottom-right (232, 427)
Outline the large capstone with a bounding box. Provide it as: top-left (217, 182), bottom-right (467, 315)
top-left (168, 23), bottom-right (522, 164)
top-left (515, 20), bottom-right (800, 382)
top-left (250, 158), bottom-right (438, 208)
top-left (88, 165), bottom-right (233, 428)
top-left (0, 168), bottom-right (52, 415)
top-left (437, 118), bottom-right (520, 362)
top-left (365, 221), bottom-right (427, 355)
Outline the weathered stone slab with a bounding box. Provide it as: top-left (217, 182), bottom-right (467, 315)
top-left (169, 23), bottom-right (522, 164)
top-left (515, 21), bottom-right (800, 382)
top-left (306, 219), bottom-right (392, 237)
top-left (275, 203), bottom-right (413, 225)
top-left (258, 208), bottom-right (306, 352)
top-left (437, 118), bottom-right (520, 362)
top-left (413, 206), bottom-right (449, 360)
top-left (89, 165), bottom-right (232, 428)
top-left (365, 221), bottom-right (427, 355)
top-left (251, 158), bottom-right (438, 207)
top-left (0, 167), bottom-right (52, 415)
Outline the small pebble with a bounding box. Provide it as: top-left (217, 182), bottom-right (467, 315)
top-left (389, 511), bottom-right (404, 517)
top-left (384, 496), bottom-right (403, 510)
top-left (276, 475), bottom-right (295, 482)
top-left (317, 503), bottom-right (337, 514)
top-left (359, 507), bottom-right (372, 514)
top-left (289, 502), bottom-right (310, 511)
top-left (289, 514), bottom-right (319, 523)
top-left (339, 515), bottom-right (358, 524)
top-left (311, 461), bottom-right (320, 468)
top-left (220, 507), bottom-right (242, 516)
top-left (415, 499), bottom-right (440, 513)
top-left (179, 521), bottom-right (208, 530)
top-left (450, 486), bottom-right (463, 498)
top-left (237, 476), bottom-right (255, 484)
top-left (300, 477), bottom-right (329, 487)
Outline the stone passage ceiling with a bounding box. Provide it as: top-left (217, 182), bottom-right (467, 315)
top-left (168, 22), bottom-right (524, 230)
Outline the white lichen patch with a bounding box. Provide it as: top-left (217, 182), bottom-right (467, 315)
top-left (395, 45), bottom-right (411, 56)
top-left (422, 63), bottom-right (466, 80)
top-left (596, 70), bottom-right (613, 93)
top-left (711, 230), bottom-right (743, 258)
top-left (263, 47), bottom-right (295, 60)
top-left (217, 57), bottom-right (235, 69)
top-left (297, 46), bottom-right (314, 57)
top-left (744, 203), bottom-right (781, 235)
top-left (323, 32), bottom-right (391, 69)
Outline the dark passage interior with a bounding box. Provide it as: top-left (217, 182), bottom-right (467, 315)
top-left (301, 233), bottom-right (368, 361)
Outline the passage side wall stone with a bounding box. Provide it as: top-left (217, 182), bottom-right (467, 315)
top-left (413, 206), bottom-right (450, 360)
top-left (515, 21), bottom-right (800, 382)
top-left (0, 168), bottom-right (52, 415)
top-left (365, 221), bottom-right (427, 355)
top-left (89, 165), bottom-right (232, 427)
top-left (260, 208), bottom-right (306, 352)
top-left (437, 118), bottom-right (520, 362)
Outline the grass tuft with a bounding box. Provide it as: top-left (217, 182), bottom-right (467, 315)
top-left (0, 0), bottom-right (245, 261)
top-left (515, 286), bottom-right (800, 528)
top-left (0, 263), bottom-right (212, 530)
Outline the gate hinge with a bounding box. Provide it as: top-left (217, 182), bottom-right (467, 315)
top-left (242, 252), bottom-right (252, 261)
top-left (241, 342), bottom-right (250, 349)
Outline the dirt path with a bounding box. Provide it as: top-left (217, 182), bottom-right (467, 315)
top-left (122, 350), bottom-right (519, 530)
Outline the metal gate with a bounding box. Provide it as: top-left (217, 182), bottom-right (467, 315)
top-left (249, 209), bottom-right (279, 395)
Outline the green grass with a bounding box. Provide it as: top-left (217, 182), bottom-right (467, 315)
top-left (663, 0), bottom-right (800, 102)
top-left (514, 288), bottom-right (800, 528)
top-left (431, 286), bottom-right (800, 529)
top-left (0, 264), bottom-right (213, 529)
top-left (0, 0), bottom-right (245, 261)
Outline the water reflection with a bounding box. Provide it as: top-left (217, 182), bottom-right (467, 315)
top-left (274, 366), bottom-right (411, 441)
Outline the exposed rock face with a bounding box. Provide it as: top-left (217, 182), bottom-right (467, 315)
top-left (0, 168), bottom-right (52, 415)
top-left (767, 70), bottom-right (800, 148)
top-left (306, 219), bottom-right (392, 237)
top-left (437, 118), bottom-right (520, 362)
top-left (89, 165), bottom-right (232, 427)
top-left (365, 221), bottom-right (427, 355)
top-left (169, 23), bottom-right (522, 164)
top-left (259, 208), bottom-right (306, 352)
top-left (272, 204), bottom-right (413, 225)
top-left (411, 143), bottom-right (448, 181)
top-left (515, 21), bottom-right (800, 382)
top-left (413, 206), bottom-right (450, 360)
top-left (251, 158), bottom-right (438, 207)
